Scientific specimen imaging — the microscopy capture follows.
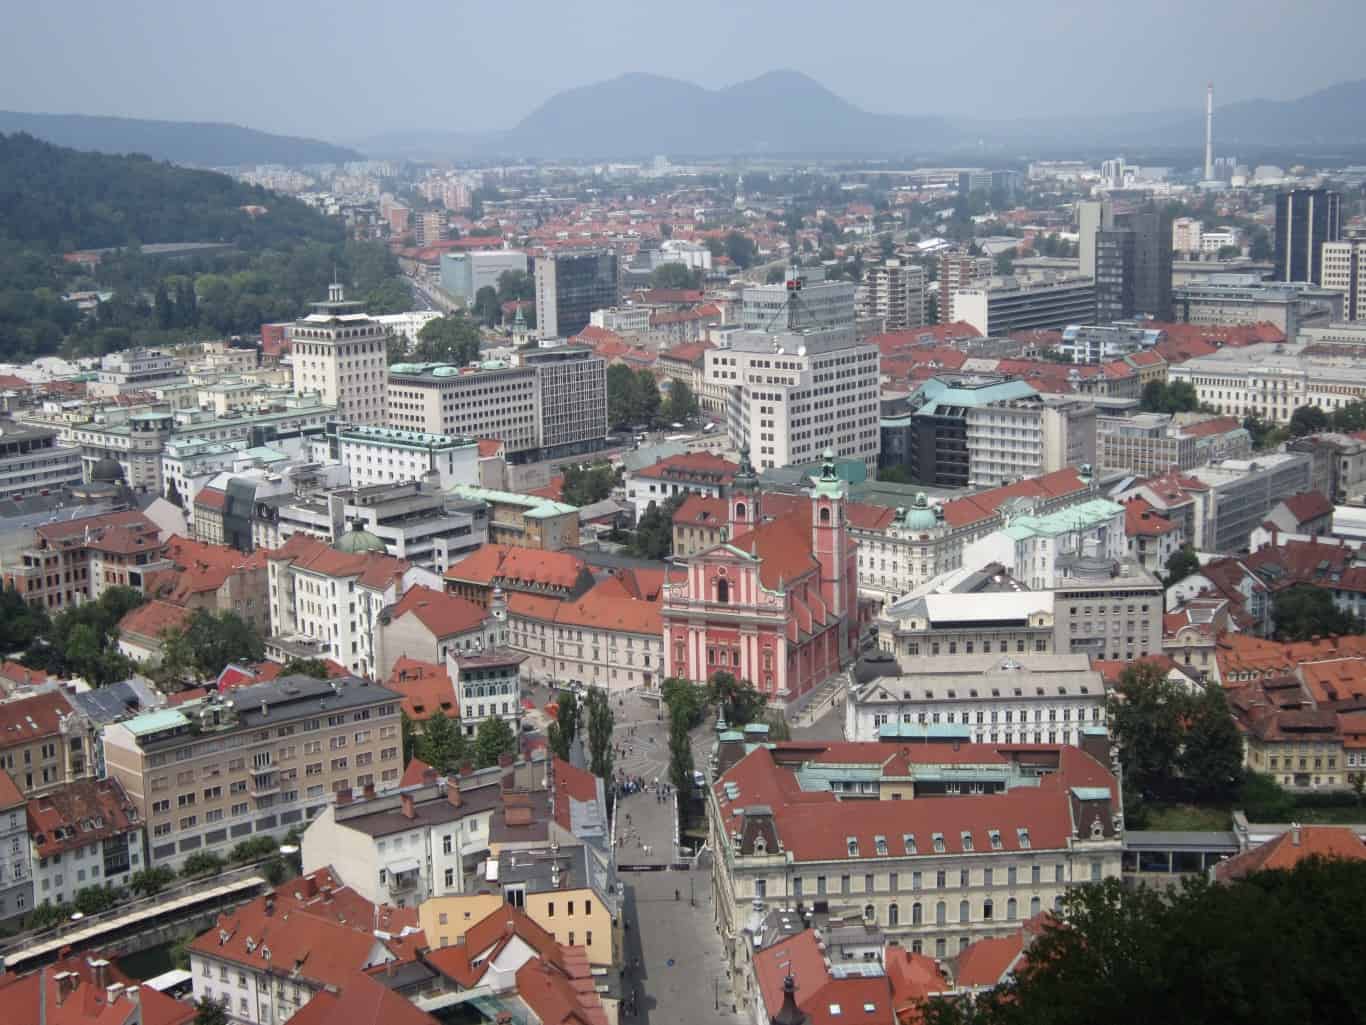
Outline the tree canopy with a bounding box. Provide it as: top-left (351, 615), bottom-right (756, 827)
top-left (708, 671), bottom-right (767, 728)
top-left (648, 263), bottom-right (703, 290)
top-left (1140, 380), bottom-right (1201, 414)
top-left (1272, 584), bottom-right (1362, 641)
top-left (473, 715), bottom-right (516, 768)
top-left (411, 313), bottom-right (482, 366)
top-left (548, 690), bottom-right (580, 762)
top-left (561, 462), bottom-right (618, 507)
top-left (629, 494), bottom-right (684, 559)
top-left (606, 365), bottom-right (663, 429)
top-left (156, 609), bottom-right (265, 685)
top-left (584, 688), bottom-right (615, 780)
top-left (20, 585), bottom-right (142, 685)
top-left (922, 860), bottom-right (1366, 1025)
top-left (1163, 544), bottom-right (1200, 587)
top-left (662, 379), bottom-right (699, 423)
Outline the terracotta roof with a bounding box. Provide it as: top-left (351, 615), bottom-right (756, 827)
top-left (658, 341), bottom-right (714, 364)
top-left (426, 902), bottom-right (569, 988)
top-left (954, 932), bottom-right (1025, 988)
top-left (552, 756), bottom-right (599, 833)
top-left (0, 768), bottom-right (23, 810)
top-left (118, 599), bottom-right (191, 642)
top-left (1279, 490), bottom-right (1334, 525)
top-left (754, 930), bottom-right (896, 1025)
top-left (0, 661), bottom-right (55, 689)
top-left (941, 468), bottom-right (1089, 528)
top-left (1124, 497), bottom-right (1177, 537)
top-left (288, 970), bottom-right (439, 1025)
top-left (0, 690), bottom-right (77, 746)
top-left (26, 778), bottom-right (141, 860)
top-left (384, 658), bottom-right (458, 722)
top-left (269, 533), bottom-right (411, 590)
top-left (0, 953), bottom-right (148, 1025)
top-left (728, 508), bottom-right (821, 591)
top-left (1214, 825), bottom-right (1366, 881)
top-left (400, 757), bottom-right (434, 788)
top-left (34, 509), bottom-right (153, 544)
top-left (445, 544), bottom-right (592, 596)
top-left (514, 955), bottom-right (609, 1025)
top-left (631, 451), bottom-right (738, 483)
top-left (477, 438), bottom-right (505, 458)
top-left (527, 476), bottom-right (565, 501)
top-left (1181, 415), bottom-right (1242, 438)
top-left (388, 585), bottom-right (488, 639)
top-left (164, 535), bottom-right (267, 601)
top-left (509, 574), bottom-right (665, 636)
top-left (884, 945), bottom-right (949, 1023)
top-left (194, 487), bottom-right (227, 511)
top-left (673, 494), bottom-right (728, 528)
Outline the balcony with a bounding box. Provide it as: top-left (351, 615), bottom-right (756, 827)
top-left (249, 770), bottom-right (280, 798)
top-left (385, 858), bottom-right (421, 892)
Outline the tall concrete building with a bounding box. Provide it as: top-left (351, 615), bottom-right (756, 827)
top-left (1094, 208), bottom-right (1173, 322)
top-left (1321, 239), bottom-right (1366, 321)
top-left (1077, 199), bottom-right (1113, 279)
top-left (859, 259), bottom-right (928, 331)
top-left (534, 248), bottom-right (619, 340)
top-left (290, 284), bottom-right (388, 425)
top-left (954, 275), bottom-right (1098, 335)
top-left (706, 268), bottom-right (879, 472)
top-left (439, 250), bottom-right (529, 304)
top-left (1274, 188), bottom-right (1341, 284)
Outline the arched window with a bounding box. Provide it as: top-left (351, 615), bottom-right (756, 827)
top-left (716, 579), bottom-right (730, 604)
top-left (935, 901), bottom-right (946, 925)
top-left (959, 900), bottom-right (970, 923)
top-left (1030, 896), bottom-right (1041, 917)
top-left (888, 903), bottom-right (899, 927)
top-left (734, 501), bottom-right (747, 521)
top-left (912, 902), bottom-right (923, 925)
top-left (864, 904), bottom-right (876, 923)
top-left (1007, 898), bottom-right (1018, 921)
top-left (819, 506), bottom-right (831, 524)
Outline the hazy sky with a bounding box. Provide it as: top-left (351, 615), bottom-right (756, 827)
top-left (2, 0), bottom-right (1360, 141)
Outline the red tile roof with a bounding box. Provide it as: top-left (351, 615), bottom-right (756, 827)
top-left (0, 690), bottom-right (77, 746)
top-left (384, 658), bottom-right (458, 722)
top-left (1181, 415), bottom-right (1242, 438)
top-left (388, 585), bottom-right (489, 639)
top-left (1124, 497), bottom-right (1177, 537)
top-left (288, 971), bottom-right (439, 1025)
top-left (884, 945), bottom-right (949, 1023)
top-left (754, 931), bottom-right (896, 1025)
top-left (269, 533), bottom-right (411, 590)
top-left (0, 954), bottom-right (147, 1025)
top-left (163, 536), bottom-right (267, 602)
top-left (631, 451), bottom-right (738, 483)
top-left (551, 757), bottom-right (599, 833)
top-left (0, 661), bottom-right (55, 689)
top-left (728, 508), bottom-right (821, 591)
top-left (445, 544), bottom-right (591, 595)
top-left (941, 468), bottom-right (1090, 528)
top-left (954, 932), bottom-right (1025, 988)
top-left (194, 487), bottom-right (227, 511)
top-left (1279, 490), bottom-right (1333, 525)
top-left (673, 494), bottom-right (728, 528)
top-left (0, 768), bottom-right (23, 810)
top-left (1214, 825), bottom-right (1366, 881)
top-left (118, 599), bottom-right (191, 642)
top-left (26, 778), bottom-right (141, 860)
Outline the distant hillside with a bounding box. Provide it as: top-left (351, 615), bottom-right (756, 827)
top-left (494, 70), bottom-right (953, 158)
top-left (0, 132), bottom-right (343, 252)
top-left (0, 110), bottom-right (361, 168)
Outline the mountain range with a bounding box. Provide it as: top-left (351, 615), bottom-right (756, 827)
top-left (8, 72), bottom-right (1366, 165)
top-left (0, 110), bottom-right (360, 167)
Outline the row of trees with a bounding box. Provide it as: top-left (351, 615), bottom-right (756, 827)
top-left (545, 689), bottom-right (615, 780)
top-left (606, 365), bottom-right (701, 431)
top-left (470, 269), bottom-right (535, 328)
top-left (1288, 398), bottom-right (1366, 438)
top-left (561, 462), bottom-right (619, 507)
top-left (403, 709), bottom-right (517, 774)
top-left (662, 672), bottom-right (787, 806)
top-left (1139, 380), bottom-right (1202, 414)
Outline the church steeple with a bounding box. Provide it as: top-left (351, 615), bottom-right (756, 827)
top-left (771, 974), bottom-right (807, 1025)
top-left (731, 445), bottom-right (759, 530)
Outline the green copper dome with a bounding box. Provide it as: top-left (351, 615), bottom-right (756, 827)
top-left (334, 525), bottom-right (387, 555)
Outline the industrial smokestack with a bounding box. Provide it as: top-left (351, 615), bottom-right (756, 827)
top-left (1204, 82), bottom-right (1214, 182)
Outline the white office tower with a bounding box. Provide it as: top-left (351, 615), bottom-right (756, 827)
top-left (706, 267), bottom-right (880, 473)
top-left (1204, 83), bottom-right (1216, 183)
top-left (1321, 240), bottom-right (1366, 322)
top-left (290, 284), bottom-right (388, 425)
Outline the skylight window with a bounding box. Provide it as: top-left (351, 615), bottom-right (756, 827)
top-left (989, 829), bottom-right (1003, 850)
top-left (903, 833), bottom-right (917, 854)
top-left (875, 835), bottom-right (888, 856)
top-left (1017, 827), bottom-right (1031, 849)
top-left (847, 837), bottom-right (859, 857)
top-left (961, 832), bottom-right (974, 852)
top-left (932, 832), bottom-right (945, 853)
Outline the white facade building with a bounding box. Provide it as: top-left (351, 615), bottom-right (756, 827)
top-left (334, 425), bottom-right (479, 489)
top-left (375, 310), bottom-right (441, 345)
top-left (964, 398), bottom-right (1096, 489)
top-left (290, 285), bottom-right (388, 426)
top-left (845, 653), bottom-right (1108, 747)
top-left (1321, 240), bottom-right (1366, 323)
top-left (961, 499), bottom-right (1126, 591)
top-left (1167, 342), bottom-right (1366, 425)
top-left (860, 260), bottom-right (928, 331)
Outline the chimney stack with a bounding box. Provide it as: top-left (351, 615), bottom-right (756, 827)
top-left (401, 793), bottom-right (416, 820)
top-left (1291, 822), bottom-right (1302, 846)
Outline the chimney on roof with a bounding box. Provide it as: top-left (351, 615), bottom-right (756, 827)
top-left (1291, 822), bottom-right (1302, 846)
top-left (89, 958), bottom-right (110, 990)
top-left (401, 793), bottom-right (416, 820)
top-left (448, 786), bottom-right (463, 809)
top-left (55, 972), bottom-right (78, 1006)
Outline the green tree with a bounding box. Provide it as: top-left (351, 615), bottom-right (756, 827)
top-left (1164, 544), bottom-right (1201, 587)
top-left (472, 285), bottom-right (501, 326)
top-left (1107, 662), bottom-right (1188, 797)
top-left (495, 269), bottom-right (535, 304)
top-left (1242, 414), bottom-right (1285, 451)
top-left (629, 494), bottom-right (684, 560)
top-left (635, 369), bottom-right (661, 425)
top-left (473, 715), bottom-right (516, 768)
top-left (73, 884), bottom-right (122, 915)
top-left (607, 363), bottom-right (642, 428)
top-left (194, 996), bottom-right (231, 1025)
top-left (1140, 380), bottom-right (1200, 414)
top-left (662, 379), bottom-right (698, 423)
top-left (0, 582), bottom-right (49, 653)
top-left (993, 250), bottom-right (1015, 275)
top-left (667, 705), bottom-right (695, 799)
top-left (181, 851), bottom-right (226, 878)
top-left (230, 835), bottom-right (281, 863)
top-left (648, 263), bottom-right (702, 290)
top-left (723, 232), bottom-right (757, 269)
top-left (765, 266), bottom-right (787, 284)
top-left (584, 689), bottom-right (615, 780)
top-left (279, 657), bottom-right (331, 678)
top-left (876, 465), bottom-right (913, 485)
top-left (662, 676), bottom-right (707, 730)
top-left (412, 709), bottom-right (467, 774)
top-left (919, 861), bottom-right (1366, 1025)
top-left (1289, 404), bottom-right (1330, 437)
top-left (548, 690), bottom-right (581, 762)
top-left (413, 313), bottom-right (482, 365)
top-left (1273, 584), bottom-right (1361, 640)
top-left (561, 463), bottom-right (618, 507)
top-left (25, 901), bottom-right (74, 931)
top-left (158, 609), bottom-right (265, 684)
top-left (1179, 682), bottom-right (1244, 801)
top-left (1330, 400), bottom-right (1366, 433)
top-left (708, 671), bottom-right (766, 727)
top-left (129, 866), bottom-right (176, 897)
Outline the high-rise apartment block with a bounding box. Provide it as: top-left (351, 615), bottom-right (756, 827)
top-left (706, 269), bottom-right (879, 472)
top-left (938, 251), bottom-right (993, 324)
top-left (954, 276), bottom-right (1098, 336)
top-left (1321, 239), bottom-right (1366, 321)
top-left (534, 249), bottom-right (619, 340)
top-left (1077, 199), bottom-right (1114, 279)
top-left (1274, 188), bottom-right (1342, 284)
top-left (859, 259), bottom-right (928, 331)
top-left (290, 284), bottom-right (388, 425)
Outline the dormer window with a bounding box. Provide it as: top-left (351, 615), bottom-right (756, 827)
top-left (875, 835), bottom-right (888, 856)
top-left (903, 833), bottom-right (916, 854)
top-left (847, 837), bottom-right (860, 857)
top-left (989, 829), bottom-right (1003, 850)
top-left (961, 832), bottom-right (974, 852)
top-left (1017, 828), bottom-right (1031, 849)
top-left (932, 833), bottom-right (945, 853)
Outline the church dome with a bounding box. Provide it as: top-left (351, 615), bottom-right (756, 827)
top-left (90, 457), bottom-right (125, 483)
top-left (334, 525), bottom-right (387, 555)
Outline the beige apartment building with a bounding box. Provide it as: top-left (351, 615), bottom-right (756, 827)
top-left (387, 362), bottom-right (539, 454)
top-left (103, 675), bottom-right (403, 870)
top-left (0, 691), bottom-right (98, 799)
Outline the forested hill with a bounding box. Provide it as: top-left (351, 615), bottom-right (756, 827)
top-left (0, 131), bottom-right (343, 252)
top-left (0, 133), bottom-right (411, 364)
top-left (0, 110), bottom-right (360, 167)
